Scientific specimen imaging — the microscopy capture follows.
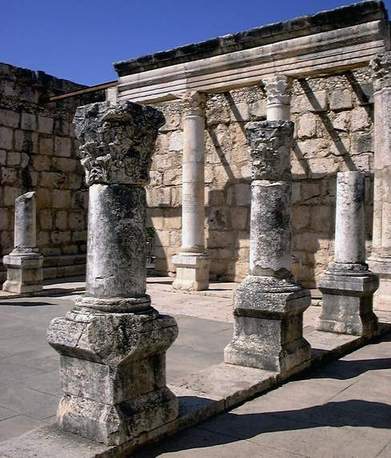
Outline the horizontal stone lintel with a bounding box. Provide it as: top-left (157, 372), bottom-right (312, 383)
top-left (117, 19), bottom-right (387, 103)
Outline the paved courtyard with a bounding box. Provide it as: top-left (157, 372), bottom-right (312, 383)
top-left (0, 277), bottom-right (390, 457)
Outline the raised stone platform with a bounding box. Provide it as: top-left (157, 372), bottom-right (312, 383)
top-left (0, 278), bottom-right (390, 457)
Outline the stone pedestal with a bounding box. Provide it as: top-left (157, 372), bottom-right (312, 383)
top-left (318, 172), bottom-right (378, 336)
top-left (173, 92), bottom-right (209, 291)
top-left (3, 191), bottom-right (43, 294)
top-left (224, 120), bottom-right (311, 376)
top-left (368, 52), bottom-right (391, 312)
top-left (47, 101), bottom-right (178, 446)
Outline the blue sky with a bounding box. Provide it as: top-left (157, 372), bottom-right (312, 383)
top-left (2, 0), bottom-right (391, 86)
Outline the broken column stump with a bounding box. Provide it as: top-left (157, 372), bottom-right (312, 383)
top-left (47, 101), bottom-right (178, 446)
top-left (2, 191), bottom-right (43, 294)
top-left (318, 171), bottom-right (378, 336)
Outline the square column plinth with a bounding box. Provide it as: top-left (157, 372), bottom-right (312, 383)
top-left (48, 307), bottom-right (178, 445)
top-left (318, 269), bottom-right (378, 336)
top-left (172, 253), bottom-right (209, 291)
top-left (224, 276), bottom-right (311, 375)
top-left (3, 252), bottom-right (43, 294)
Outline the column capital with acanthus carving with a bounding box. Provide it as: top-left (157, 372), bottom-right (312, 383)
top-left (263, 74), bottom-right (292, 107)
top-left (181, 91), bottom-right (206, 117)
top-left (246, 120), bottom-right (294, 182)
top-left (73, 101), bottom-right (164, 187)
top-left (370, 52), bottom-right (391, 92)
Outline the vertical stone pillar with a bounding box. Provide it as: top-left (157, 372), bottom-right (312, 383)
top-left (224, 120), bottom-right (311, 376)
top-left (318, 172), bottom-right (378, 336)
top-left (172, 91), bottom-right (209, 291)
top-left (264, 74), bottom-right (291, 121)
top-left (47, 101), bottom-right (178, 446)
top-left (2, 191), bottom-right (43, 294)
top-left (368, 52), bottom-right (391, 312)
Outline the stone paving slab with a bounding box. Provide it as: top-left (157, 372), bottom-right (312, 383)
top-left (0, 280), bottom-right (390, 456)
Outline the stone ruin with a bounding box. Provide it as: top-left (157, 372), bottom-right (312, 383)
top-left (0, 0), bottom-right (391, 455)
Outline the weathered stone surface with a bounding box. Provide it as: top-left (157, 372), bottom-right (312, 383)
top-left (48, 308), bottom-right (178, 445)
top-left (225, 119), bottom-right (311, 375)
top-left (173, 92), bottom-right (209, 291)
top-left (2, 192), bottom-right (43, 294)
top-left (48, 100), bottom-right (178, 446)
top-left (368, 51), bottom-right (391, 312)
top-left (74, 101), bottom-right (164, 187)
top-left (318, 172), bottom-right (378, 336)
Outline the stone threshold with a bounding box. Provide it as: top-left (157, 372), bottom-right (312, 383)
top-left (0, 322), bottom-right (390, 458)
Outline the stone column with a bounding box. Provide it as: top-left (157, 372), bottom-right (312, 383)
top-left (172, 91), bottom-right (209, 291)
top-left (47, 101), bottom-right (178, 446)
top-left (318, 172), bottom-right (378, 336)
top-left (264, 74), bottom-right (291, 121)
top-left (2, 191), bottom-right (43, 293)
top-left (368, 52), bottom-right (391, 312)
top-left (224, 120), bottom-right (311, 376)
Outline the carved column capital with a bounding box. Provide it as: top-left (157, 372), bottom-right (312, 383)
top-left (73, 101), bottom-right (164, 186)
top-left (246, 120), bottom-right (294, 182)
top-left (181, 91), bottom-right (206, 117)
top-left (370, 52), bottom-right (391, 92)
top-left (263, 74), bottom-right (292, 107)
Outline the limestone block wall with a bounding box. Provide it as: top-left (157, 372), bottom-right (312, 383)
top-left (147, 68), bottom-right (374, 288)
top-left (0, 63), bottom-right (103, 280)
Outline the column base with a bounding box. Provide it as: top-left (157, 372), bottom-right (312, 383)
top-left (318, 266), bottom-right (378, 337)
top-left (2, 250), bottom-right (43, 294)
top-left (224, 276), bottom-right (311, 376)
top-left (172, 252), bottom-right (209, 291)
top-left (368, 256), bottom-right (391, 312)
top-left (47, 305), bottom-right (178, 446)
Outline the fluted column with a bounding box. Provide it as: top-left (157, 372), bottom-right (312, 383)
top-left (173, 91), bottom-right (209, 291)
top-left (368, 52), bottom-right (391, 312)
top-left (318, 172), bottom-right (378, 336)
top-left (47, 101), bottom-right (178, 446)
top-left (224, 119), bottom-right (311, 376)
top-left (2, 191), bottom-right (43, 293)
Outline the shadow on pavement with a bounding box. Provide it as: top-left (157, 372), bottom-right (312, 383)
top-left (135, 399), bottom-right (391, 457)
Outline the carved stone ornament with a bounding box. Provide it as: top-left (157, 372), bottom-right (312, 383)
top-left (181, 91), bottom-right (206, 117)
top-left (370, 52), bottom-right (391, 92)
top-left (246, 120), bottom-right (294, 181)
top-left (73, 101), bottom-right (165, 186)
top-left (263, 74), bottom-right (292, 107)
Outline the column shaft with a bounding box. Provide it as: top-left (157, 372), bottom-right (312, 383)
top-left (172, 91), bottom-right (209, 291)
top-left (334, 173), bottom-right (365, 264)
top-left (369, 52), bottom-right (391, 311)
top-left (181, 113), bottom-right (205, 252)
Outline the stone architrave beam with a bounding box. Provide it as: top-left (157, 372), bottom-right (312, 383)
top-left (318, 172), bottom-right (378, 336)
top-left (172, 91), bottom-right (209, 291)
top-left (224, 120), bottom-right (311, 376)
top-left (2, 191), bottom-right (43, 294)
top-left (47, 101), bottom-right (178, 446)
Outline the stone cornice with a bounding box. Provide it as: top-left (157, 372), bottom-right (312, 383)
top-left (73, 101), bottom-right (164, 186)
top-left (114, 1), bottom-right (387, 76)
top-left (116, 18), bottom-right (388, 103)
